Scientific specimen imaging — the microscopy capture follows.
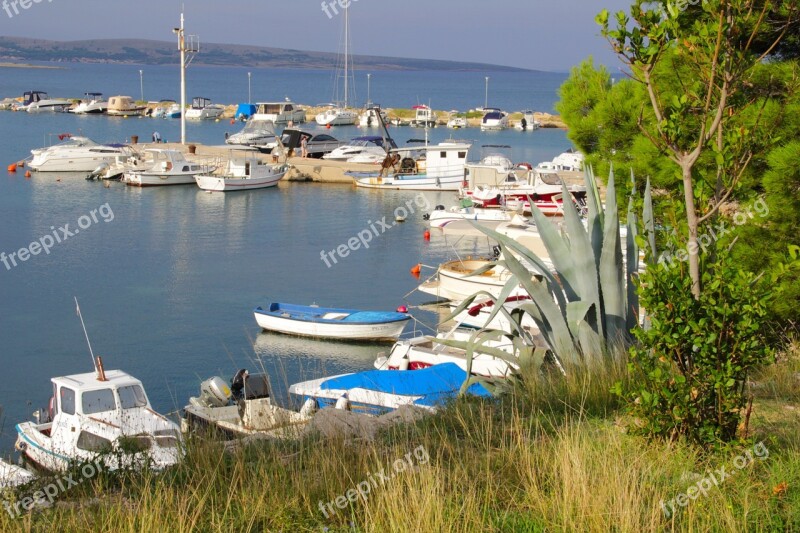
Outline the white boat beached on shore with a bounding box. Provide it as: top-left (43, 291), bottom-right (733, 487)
top-left (289, 362), bottom-right (492, 416)
top-left (195, 158), bottom-right (287, 192)
top-left (254, 302), bottom-right (410, 341)
top-left (182, 369), bottom-right (309, 439)
top-left (15, 358), bottom-right (181, 472)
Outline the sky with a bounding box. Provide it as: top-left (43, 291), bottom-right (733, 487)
top-left (0, 0), bottom-right (635, 72)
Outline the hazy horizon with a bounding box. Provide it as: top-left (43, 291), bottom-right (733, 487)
top-left (0, 0), bottom-right (634, 73)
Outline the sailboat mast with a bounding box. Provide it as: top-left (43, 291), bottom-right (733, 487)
top-left (344, 3), bottom-right (349, 109)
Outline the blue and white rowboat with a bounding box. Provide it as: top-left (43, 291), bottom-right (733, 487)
top-left (254, 302), bottom-right (410, 341)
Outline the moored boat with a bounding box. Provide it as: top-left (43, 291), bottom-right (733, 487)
top-left (106, 95), bottom-right (146, 117)
top-left (15, 357), bottom-right (181, 472)
top-left (29, 136), bottom-right (128, 173)
top-left (182, 369), bottom-right (309, 439)
top-left (254, 302), bottom-right (410, 341)
top-left (288, 362), bottom-right (492, 416)
top-left (124, 149), bottom-right (213, 187)
top-left (71, 93), bottom-right (108, 115)
top-left (185, 97), bottom-right (225, 120)
top-left (195, 158), bottom-right (287, 192)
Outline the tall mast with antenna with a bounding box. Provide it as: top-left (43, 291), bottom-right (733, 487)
top-left (344, 2), bottom-right (349, 109)
top-left (74, 297), bottom-right (97, 373)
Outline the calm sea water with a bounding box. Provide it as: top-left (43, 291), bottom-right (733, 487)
top-left (0, 63), bottom-right (572, 453)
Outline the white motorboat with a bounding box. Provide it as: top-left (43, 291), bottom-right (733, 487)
top-left (254, 302), bottom-right (411, 342)
top-left (315, 106), bottom-right (359, 126)
top-left (185, 97), bottom-right (225, 120)
top-left (182, 369), bottom-right (309, 439)
top-left (417, 258), bottom-right (539, 301)
top-left (124, 149), bottom-right (213, 187)
top-left (448, 295), bottom-right (540, 332)
top-left (195, 158), bottom-right (287, 192)
top-left (165, 103), bottom-right (182, 119)
top-left (351, 142), bottom-right (471, 191)
top-left (537, 149), bottom-right (585, 172)
top-left (411, 104), bottom-right (437, 127)
top-left (253, 100), bottom-right (306, 124)
top-left (446, 112), bottom-right (468, 129)
top-left (226, 116), bottom-right (277, 146)
top-left (71, 93), bottom-right (108, 115)
top-left (149, 100), bottom-right (177, 119)
top-left (480, 108), bottom-right (510, 131)
top-left (425, 204), bottom-right (517, 228)
top-left (514, 110), bottom-right (540, 131)
top-left (15, 358), bottom-right (182, 472)
top-left (374, 329), bottom-right (520, 379)
top-left (29, 136), bottom-right (129, 173)
top-left (359, 107), bottom-right (388, 127)
top-left (322, 136), bottom-right (395, 162)
top-left (21, 91), bottom-right (72, 113)
top-left (106, 95), bottom-right (146, 117)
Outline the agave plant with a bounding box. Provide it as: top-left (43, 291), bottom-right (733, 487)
top-left (437, 166), bottom-right (655, 381)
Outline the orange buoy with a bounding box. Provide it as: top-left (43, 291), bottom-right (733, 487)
top-left (326, 124), bottom-right (331, 129)
top-left (17, 161), bottom-right (25, 168)
top-left (410, 264), bottom-right (421, 275)
top-left (423, 230), bottom-right (430, 240)
top-left (7, 163), bottom-right (17, 173)
top-left (230, 119), bottom-right (235, 125)
top-left (24, 171), bottom-right (31, 178)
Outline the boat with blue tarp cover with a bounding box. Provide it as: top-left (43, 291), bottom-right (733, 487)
top-left (254, 302), bottom-right (410, 341)
top-left (288, 362), bottom-right (491, 415)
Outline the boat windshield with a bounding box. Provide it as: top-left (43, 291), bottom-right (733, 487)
top-left (242, 119), bottom-right (275, 135)
top-left (118, 384), bottom-right (148, 409)
top-left (82, 388), bottom-right (117, 414)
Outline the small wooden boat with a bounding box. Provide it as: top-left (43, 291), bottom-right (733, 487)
top-left (182, 369), bottom-right (309, 439)
top-left (254, 302), bottom-right (410, 341)
top-left (195, 158), bottom-right (287, 192)
top-left (288, 362), bottom-right (492, 416)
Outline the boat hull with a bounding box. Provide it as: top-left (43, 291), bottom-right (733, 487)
top-left (254, 305), bottom-right (409, 341)
top-left (355, 175), bottom-right (463, 191)
top-left (29, 155), bottom-right (122, 173)
top-left (126, 172), bottom-right (198, 187)
top-left (195, 170), bottom-right (285, 192)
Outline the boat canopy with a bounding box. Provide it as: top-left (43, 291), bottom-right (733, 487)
top-left (236, 103), bottom-right (257, 119)
top-left (191, 97), bottom-right (212, 109)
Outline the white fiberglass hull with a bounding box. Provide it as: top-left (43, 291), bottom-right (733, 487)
top-left (254, 311), bottom-right (407, 341)
top-left (355, 174), bottom-right (463, 191)
top-left (427, 208), bottom-right (513, 228)
top-left (418, 260), bottom-right (518, 301)
top-left (315, 110), bottom-right (358, 126)
top-left (126, 172), bottom-right (198, 187)
top-left (29, 153), bottom-right (123, 173)
top-left (195, 170), bottom-right (285, 192)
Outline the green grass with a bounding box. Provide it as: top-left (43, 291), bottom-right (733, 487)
top-left (3, 346), bottom-right (799, 532)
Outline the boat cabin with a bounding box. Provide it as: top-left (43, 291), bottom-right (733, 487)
top-left (144, 149), bottom-right (205, 173)
top-left (107, 96), bottom-right (139, 114)
top-left (191, 97), bottom-right (213, 109)
top-left (422, 142), bottom-right (470, 178)
top-left (22, 91), bottom-right (49, 106)
top-left (47, 369), bottom-right (178, 453)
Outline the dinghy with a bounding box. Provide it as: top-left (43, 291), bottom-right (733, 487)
top-left (254, 303), bottom-right (410, 341)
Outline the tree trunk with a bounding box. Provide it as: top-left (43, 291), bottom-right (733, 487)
top-left (682, 163), bottom-right (702, 298)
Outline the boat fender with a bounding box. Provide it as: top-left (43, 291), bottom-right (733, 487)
top-left (517, 162), bottom-right (533, 170)
top-left (397, 356), bottom-right (410, 371)
top-left (335, 394), bottom-right (349, 410)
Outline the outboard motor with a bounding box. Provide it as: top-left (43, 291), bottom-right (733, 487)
top-left (190, 376), bottom-right (231, 408)
top-left (434, 205), bottom-right (445, 211)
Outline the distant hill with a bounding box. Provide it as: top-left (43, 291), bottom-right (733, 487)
top-left (0, 36), bottom-right (533, 72)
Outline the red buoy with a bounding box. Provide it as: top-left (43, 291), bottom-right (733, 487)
top-left (24, 171), bottom-right (31, 178)
top-left (7, 163), bottom-right (17, 173)
top-left (423, 230), bottom-right (430, 240)
top-left (396, 305), bottom-right (408, 313)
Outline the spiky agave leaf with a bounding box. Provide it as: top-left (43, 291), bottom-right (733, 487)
top-left (599, 169), bottom-right (626, 344)
top-left (626, 169), bottom-right (641, 332)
